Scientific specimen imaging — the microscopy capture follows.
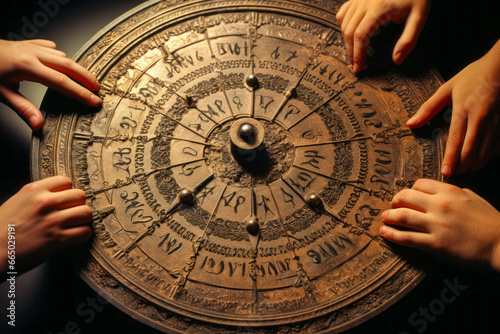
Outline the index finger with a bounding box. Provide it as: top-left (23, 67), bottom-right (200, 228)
top-left (39, 52), bottom-right (100, 92)
top-left (352, 12), bottom-right (390, 72)
top-left (29, 175), bottom-right (74, 192)
top-left (29, 62), bottom-right (102, 107)
top-left (407, 82), bottom-right (452, 127)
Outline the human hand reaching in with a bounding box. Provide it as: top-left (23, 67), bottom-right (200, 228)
top-left (0, 39), bottom-right (101, 130)
top-left (380, 179), bottom-right (500, 271)
top-left (407, 40), bottom-right (500, 176)
top-left (0, 176), bottom-right (93, 277)
top-left (336, 0), bottom-right (430, 73)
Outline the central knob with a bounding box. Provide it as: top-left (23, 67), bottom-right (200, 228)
top-left (229, 118), bottom-right (265, 151)
top-left (238, 123), bottom-right (255, 141)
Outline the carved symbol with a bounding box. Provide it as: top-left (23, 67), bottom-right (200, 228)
top-left (319, 64), bottom-right (328, 75)
top-left (222, 191), bottom-right (246, 213)
top-left (233, 95), bottom-right (243, 111)
top-left (196, 50), bottom-right (204, 61)
top-left (302, 129), bottom-right (323, 140)
top-left (307, 234), bottom-right (353, 264)
top-left (285, 50), bottom-right (298, 62)
top-left (120, 116), bottom-right (137, 131)
top-left (180, 163), bottom-right (201, 176)
top-left (355, 205), bottom-right (381, 229)
top-left (163, 52), bottom-right (198, 77)
top-left (203, 100), bottom-right (226, 117)
top-left (182, 147), bottom-right (198, 156)
top-left (257, 195), bottom-right (275, 217)
top-left (259, 95), bottom-right (275, 113)
top-left (280, 187), bottom-right (295, 207)
top-left (121, 191), bottom-right (153, 224)
top-left (113, 148), bottom-right (132, 175)
top-left (271, 46), bottom-right (280, 59)
top-left (288, 172), bottom-right (315, 193)
top-left (158, 233), bottom-right (183, 255)
top-left (189, 114), bottom-right (210, 132)
top-left (217, 42), bottom-right (248, 56)
top-left (311, 60), bottom-right (322, 71)
top-left (197, 185), bottom-right (216, 205)
top-left (284, 105), bottom-right (300, 120)
top-left (300, 150), bottom-right (325, 169)
top-left (139, 80), bottom-right (160, 98)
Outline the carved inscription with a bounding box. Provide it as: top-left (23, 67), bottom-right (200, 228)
top-left (35, 1), bottom-right (446, 332)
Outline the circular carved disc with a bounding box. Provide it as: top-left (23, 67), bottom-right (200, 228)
top-left (32, 0), bottom-right (446, 332)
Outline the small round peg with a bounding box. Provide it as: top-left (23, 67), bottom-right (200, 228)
top-left (179, 189), bottom-right (195, 205)
top-left (246, 217), bottom-right (260, 236)
top-left (238, 123), bottom-right (255, 141)
top-left (245, 74), bottom-right (259, 88)
top-left (306, 193), bottom-right (323, 209)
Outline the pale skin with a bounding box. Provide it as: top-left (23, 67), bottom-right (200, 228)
top-left (381, 179), bottom-right (500, 272)
top-left (339, 2), bottom-right (500, 269)
top-left (336, 0), bottom-right (430, 73)
top-left (0, 176), bottom-right (93, 278)
top-left (382, 41), bottom-right (500, 271)
top-left (0, 39), bottom-right (98, 278)
top-left (0, 39), bottom-right (101, 130)
top-left (408, 40), bottom-right (500, 177)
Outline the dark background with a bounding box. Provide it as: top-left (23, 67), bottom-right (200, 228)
top-left (0, 0), bottom-right (500, 333)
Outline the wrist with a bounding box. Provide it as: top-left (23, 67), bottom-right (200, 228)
top-left (483, 40), bottom-right (500, 77)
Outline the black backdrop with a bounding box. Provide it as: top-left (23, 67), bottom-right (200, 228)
top-left (0, 1), bottom-right (499, 333)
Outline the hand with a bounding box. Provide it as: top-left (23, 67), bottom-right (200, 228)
top-left (380, 179), bottom-right (500, 271)
top-left (336, 0), bottom-right (430, 73)
top-left (0, 39), bottom-right (101, 130)
top-left (407, 40), bottom-right (500, 176)
top-left (0, 176), bottom-right (93, 276)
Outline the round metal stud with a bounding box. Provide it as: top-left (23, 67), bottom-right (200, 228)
top-left (179, 189), bottom-right (195, 205)
top-left (306, 193), bottom-right (323, 209)
top-left (238, 123), bottom-right (255, 140)
top-left (245, 74), bottom-right (259, 88)
top-left (229, 118), bottom-right (265, 151)
top-left (246, 217), bottom-right (260, 236)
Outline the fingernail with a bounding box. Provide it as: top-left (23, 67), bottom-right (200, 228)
top-left (406, 115), bottom-right (418, 126)
top-left (90, 94), bottom-right (102, 105)
top-left (441, 164), bottom-right (450, 176)
top-left (381, 211), bottom-right (387, 220)
top-left (380, 226), bottom-right (387, 235)
top-left (28, 115), bottom-right (39, 128)
top-left (394, 52), bottom-right (403, 65)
